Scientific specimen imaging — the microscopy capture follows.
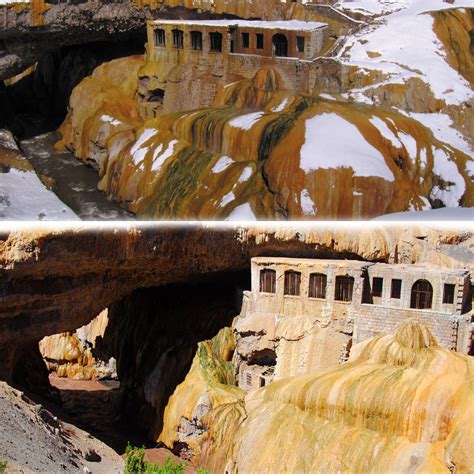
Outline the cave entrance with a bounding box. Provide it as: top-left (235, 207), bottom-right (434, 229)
top-left (37, 309), bottom-right (149, 453)
top-left (24, 269), bottom-right (250, 459)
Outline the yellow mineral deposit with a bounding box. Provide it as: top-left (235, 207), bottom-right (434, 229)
top-left (161, 322), bottom-right (473, 472)
top-left (59, 56), bottom-right (472, 220)
top-left (39, 309), bottom-right (109, 380)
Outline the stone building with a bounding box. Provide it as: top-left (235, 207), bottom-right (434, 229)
top-left (234, 257), bottom-right (473, 392)
top-left (140, 19), bottom-right (329, 117)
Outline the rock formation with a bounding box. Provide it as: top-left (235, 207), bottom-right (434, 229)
top-left (159, 322), bottom-right (474, 473)
top-left (39, 309), bottom-right (116, 381)
top-left (59, 62), bottom-right (473, 219)
top-left (0, 224), bottom-right (471, 441)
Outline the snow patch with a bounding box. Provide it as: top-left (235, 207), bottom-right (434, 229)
top-left (300, 189), bottom-right (317, 216)
top-left (0, 169), bottom-right (78, 221)
top-left (300, 113), bottom-right (395, 182)
top-left (229, 112), bottom-right (264, 131)
top-left (212, 156), bottom-right (234, 174)
top-left (225, 203), bottom-right (258, 221)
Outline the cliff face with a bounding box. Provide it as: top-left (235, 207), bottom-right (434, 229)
top-left (60, 62), bottom-right (472, 220)
top-left (0, 224), bottom-right (470, 442)
top-left (161, 322), bottom-right (474, 473)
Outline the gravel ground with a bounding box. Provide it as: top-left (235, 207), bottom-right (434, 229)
top-left (0, 382), bottom-right (124, 473)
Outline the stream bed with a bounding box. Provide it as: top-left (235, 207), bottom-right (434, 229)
top-left (20, 131), bottom-right (135, 221)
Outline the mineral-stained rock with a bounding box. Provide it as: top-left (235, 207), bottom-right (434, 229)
top-left (0, 224), bottom-right (471, 441)
top-left (159, 327), bottom-right (243, 457)
top-left (59, 61), bottom-right (473, 220)
top-left (187, 322), bottom-right (474, 473)
top-left (39, 309), bottom-right (115, 381)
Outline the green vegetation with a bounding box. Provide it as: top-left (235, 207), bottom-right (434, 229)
top-left (124, 444), bottom-right (189, 474)
top-left (0, 460), bottom-right (7, 474)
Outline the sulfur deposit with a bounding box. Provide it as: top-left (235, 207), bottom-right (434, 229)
top-left (60, 61), bottom-right (473, 220)
top-left (39, 310), bottom-right (115, 380)
top-left (160, 322), bottom-right (474, 473)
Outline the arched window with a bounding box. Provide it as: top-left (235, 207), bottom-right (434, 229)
top-left (155, 29), bottom-right (166, 47)
top-left (335, 276), bottom-right (354, 302)
top-left (172, 29), bottom-right (184, 49)
top-left (284, 271), bottom-right (301, 296)
top-left (309, 273), bottom-right (327, 299)
top-left (272, 34), bottom-right (288, 57)
top-left (260, 269), bottom-right (276, 294)
top-left (411, 280), bottom-right (433, 309)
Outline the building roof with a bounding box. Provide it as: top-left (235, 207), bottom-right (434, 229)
top-left (150, 19), bottom-right (327, 32)
top-left (251, 257), bottom-right (469, 276)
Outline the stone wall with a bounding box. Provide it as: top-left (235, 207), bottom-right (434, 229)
top-left (233, 256), bottom-right (473, 391)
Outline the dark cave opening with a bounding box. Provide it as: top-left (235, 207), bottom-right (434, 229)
top-left (12, 269), bottom-right (250, 455)
top-left (0, 36), bottom-right (145, 140)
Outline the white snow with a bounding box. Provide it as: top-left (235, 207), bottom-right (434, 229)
top-left (0, 168), bottom-right (78, 221)
top-left (369, 116), bottom-right (401, 148)
top-left (225, 203), bottom-right (258, 221)
top-left (407, 112), bottom-right (473, 156)
top-left (237, 166), bottom-right (253, 184)
top-left (101, 115), bottom-right (122, 127)
top-left (152, 19), bottom-right (327, 32)
top-left (212, 156), bottom-right (234, 174)
top-left (272, 98), bottom-right (289, 113)
top-left (430, 148), bottom-right (465, 208)
top-left (339, 0), bottom-right (474, 106)
top-left (229, 112), bottom-right (265, 131)
top-left (375, 207), bottom-right (474, 221)
top-left (301, 189), bottom-right (317, 216)
top-left (130, 128), bottom-right (157, 166)
top-left (319, 93), bottom-right (337, 101)
top-left (300, 112), bottom-right (395, 181)
top-left (220, 191), bottom-right (236, 207)
top-left (336, 0), bottom-right (410, 16)
top-left (398, 132), bottom-right (418, 159)
top-left (151, 140), bottom-right (178, 173)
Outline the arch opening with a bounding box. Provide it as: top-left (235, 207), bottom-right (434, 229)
top-left (272, 33), bottom-right (288, 57)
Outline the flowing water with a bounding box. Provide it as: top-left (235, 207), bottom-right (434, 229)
top-left (20, 132), bottom-right (135, 220)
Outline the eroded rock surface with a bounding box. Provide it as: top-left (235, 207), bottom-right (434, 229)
top-left (160, 323), bottom-right (474, 473)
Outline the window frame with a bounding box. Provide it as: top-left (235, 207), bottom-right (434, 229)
top-left (190, 30), bottom-right (203, 51)
top-left (172, 29), bottom-right (184, 49)
top-left (443, 283), bottom-right (456, 305)
top-left (259, 269), bottom-right (276, 294)
top-left (242, 32), bottom-right (250, 49)
top-left (391, 279), bottom-right (402, 299)
top-left (284, 270), bottom-right (302, 297)
top-left (154, 28), bottom-right (166, 48)
top-left (308, 273), bottom-right (327, 299)
top-left (209, 32), bottom-right (223, 53)
top-left (335, 276), bottom-right (354, 302)
top-left (256, 33), bottom-right (264, 50)
top-left (296, 35), bottom-right (305, 53)
top-left (372, 277), bottom-right (384, 298)
top-left (410, 279), bottom-right (433, 310)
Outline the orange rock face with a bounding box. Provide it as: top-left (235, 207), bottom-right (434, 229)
top-left (60, 59), bottom-right (472, 220)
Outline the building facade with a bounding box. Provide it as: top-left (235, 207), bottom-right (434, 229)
top-left (140, 19), bottom-right (329, 117)
top-left (234, 257), bottom-right (473, 391)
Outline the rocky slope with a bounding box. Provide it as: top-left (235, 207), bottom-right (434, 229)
top-left (160, 322), bottom-right (474, 473)
top-left (0, 381), bottom-right (124, 473)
